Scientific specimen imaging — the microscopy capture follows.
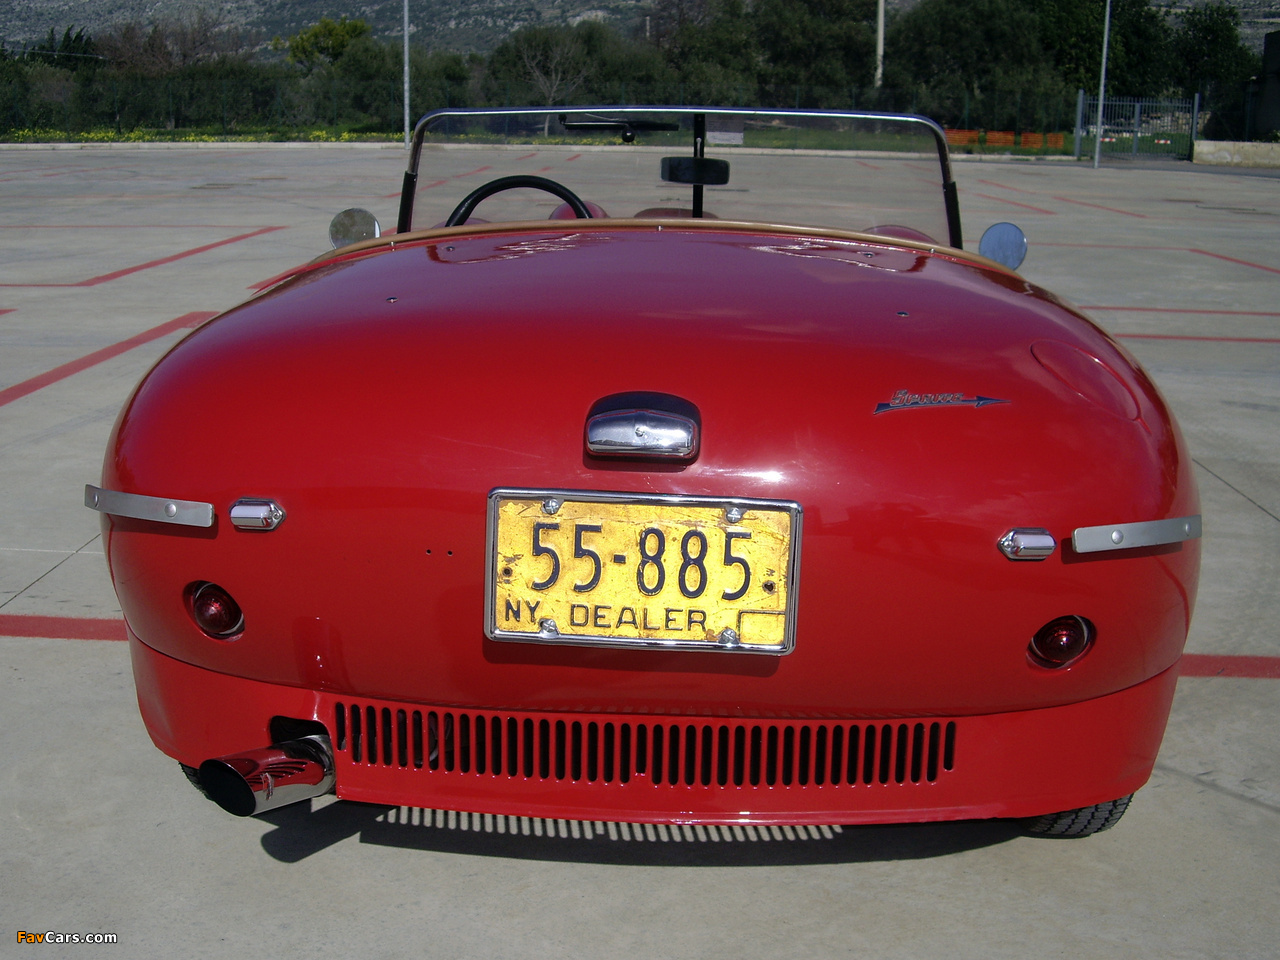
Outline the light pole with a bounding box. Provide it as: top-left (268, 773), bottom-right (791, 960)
top-left (1092, 0), bottom-right (1112, 169)
top-left (875, 0), bottom-right (885, 88)
top-left (403, 0), bottom-right (411, 149)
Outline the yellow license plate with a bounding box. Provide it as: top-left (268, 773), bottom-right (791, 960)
top-left (486, 490), bottom-right (801, 654)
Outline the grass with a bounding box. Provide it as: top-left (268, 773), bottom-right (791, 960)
top-left (2, 122), bottom-right (1086, 157)
top-left (0, 126), bottom-right (403, 144)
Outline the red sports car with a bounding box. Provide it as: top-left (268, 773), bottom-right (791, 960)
top-left (88, 107), bottom-right (1201, 837)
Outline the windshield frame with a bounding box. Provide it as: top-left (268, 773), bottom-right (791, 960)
top-left (397, 106), bottom-right (962, 249)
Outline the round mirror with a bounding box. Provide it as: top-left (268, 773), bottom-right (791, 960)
top-left (328, 208), bottom-right (381, 249)
top-left (978, 222), bottom-right (1027, 271)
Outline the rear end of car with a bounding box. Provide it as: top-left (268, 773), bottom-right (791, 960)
top-left (90, 108), bottom-right (1200, 834)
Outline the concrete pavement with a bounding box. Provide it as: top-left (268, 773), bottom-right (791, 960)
top-left (1, 143), bottom-right (1276, 959)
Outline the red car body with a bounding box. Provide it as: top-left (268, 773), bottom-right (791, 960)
top-left (91, 108), bottom-right (1200, 835)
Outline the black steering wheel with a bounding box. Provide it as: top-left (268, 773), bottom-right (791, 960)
top-left (444, 175), bottom-right (593, 227)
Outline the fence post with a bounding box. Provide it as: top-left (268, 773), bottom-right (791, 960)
top-left (1189, 92), bottom-right (1199, 160)
top-left (1073, 89), bottom-right (1084, 158)
top-left (1133, 99), bottom-right (1141, 155)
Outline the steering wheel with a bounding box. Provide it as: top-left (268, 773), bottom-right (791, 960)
top-left (444, 175), bottom-right (593, 227)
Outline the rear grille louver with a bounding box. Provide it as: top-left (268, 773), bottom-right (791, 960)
top-left (335, 703), bottom-right (957, 788)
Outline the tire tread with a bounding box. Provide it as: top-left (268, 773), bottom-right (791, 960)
top-left (1023, 794), bottom-right (1132, 837)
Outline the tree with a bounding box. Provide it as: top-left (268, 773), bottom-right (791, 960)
top-left (753, 0), bottom-right (876, 93)
top-left (1171, 2), bottom-right (1261, 138)
top-left (333, 36), bottom-right (400, 127)
top-left (1035, 0), bottom-right (1174, 97)
top-left (884, 0), bottom-right (1070, 128)
top-left (276, 17), bottom-right (372, 75)
top-left (885, 0), bottom-right (1046, 96)
top-left (411, 49), bottom-right (476, 111)
top-left (98, 11), bottom-right (245, 76)
top-left (487, 25), bottom-right (590, 106)
top-left (26, 26), bottom-right (98, 68)
top-left (1171, 2), bottom-right (1259, 97)
top-left (656, 0), bottom-right (757, 97)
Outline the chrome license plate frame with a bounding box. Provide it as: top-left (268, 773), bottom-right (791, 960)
top-left (485, 489), bottom-right (802, 655)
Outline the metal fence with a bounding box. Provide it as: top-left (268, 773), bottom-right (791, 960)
top-left (1073, 92), bottom-right (1200, 161)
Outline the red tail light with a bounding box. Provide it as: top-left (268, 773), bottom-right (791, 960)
top-left (186, 582), bottom-right (244, 639)
top-left (1029, 615), bottom-right (1094, 668)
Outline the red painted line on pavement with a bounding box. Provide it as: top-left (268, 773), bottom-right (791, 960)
top-left (0, 615), bottom-right (125, 641)
top-left (1180, 654), bottom-right (1280, 679)
top-left (0, 311), bottom-right (216, 408)
top-left (1049, 199), bottom-right (1152, 221)
top-left (1188, 248), bottom-right (1280, 276)
top-left (0, 308), bottom-right (13, 316)
top-left (1052, 196), bottom-right (1148, 218)
top-left (1036, 242), bottom-right (1183, 250)
top-left (6, 611), bottom-right (1278, 677)
top-left (977, 179), bottom-right (1036, 194)
top-left (973, 193), bottom-right (1056, 214)
top-left (0, 224), bottom-right (273, 230)
top-left (1081, 305), bottom-right (1280, 317)
top-left (566, 154), bottom-right (582, 162)
top-left (454, 165), bottom-right (493, 178)
top-left (1116, 333), bottom-right (1280, 344)
top-left (0, 226), bottom-right (286, 288)
top-left (0, 164), bottom-right (137, 182)
top-left (5, 611), bottom-right (1274, 680)
top-left (856, 160), bottom-right (883, 170)
top-left (1035, 242), bottom-right (1280, 274)
top-left (516, 152), bottom-right (538, 161)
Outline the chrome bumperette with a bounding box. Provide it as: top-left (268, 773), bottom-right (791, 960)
top-left (1072, 515), bottom-right (1201, 554)
top-left (586, 409), bottom-right (699, 459)
top-left (997, 528), bottom-right (1057, 560)
top-left (84, 484), bottom-right (214, 528)
top-left (229, 498), bottom-right (286, 531)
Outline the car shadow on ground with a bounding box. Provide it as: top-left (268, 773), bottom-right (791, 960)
top-left (257, 799), bottom-right (1024, 865)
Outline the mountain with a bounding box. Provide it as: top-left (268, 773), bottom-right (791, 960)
top-left (0, 0), bottom-right (649, 54)
top-left (2, 0), bottom-right (1275, 55)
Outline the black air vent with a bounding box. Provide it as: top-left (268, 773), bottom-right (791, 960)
top-left (335, 703), bottom-right (957, 788)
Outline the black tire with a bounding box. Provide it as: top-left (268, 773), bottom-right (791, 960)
top-left (180, 762), bottom-right (210, 799)
top-left (1022, 794), bottom-right (1132, 837)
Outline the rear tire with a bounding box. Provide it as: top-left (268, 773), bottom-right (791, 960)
top-left (1022, 794), bottom-right (1132, 837)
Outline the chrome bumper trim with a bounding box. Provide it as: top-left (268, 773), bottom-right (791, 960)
top-left (1072, 515), bottom-right (1201, 554)
top-left (84, 484), bottom-right (214, 528)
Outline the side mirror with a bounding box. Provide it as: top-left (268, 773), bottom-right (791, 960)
top-left (660, 157), bottom-right (730, 186)
top-left (978, 222), bottom-right (1027, 271)
top-left (329, 208), bottom-right (381, 249)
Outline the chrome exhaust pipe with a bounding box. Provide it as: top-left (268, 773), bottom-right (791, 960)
top-left (198, 734), bottom-right (334, 817)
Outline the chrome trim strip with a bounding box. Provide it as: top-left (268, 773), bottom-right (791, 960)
top-left (1072, 515), bottom-right (1201, 554)
top-left (84, 484), bottom-right (214, 528)
top-left (485, 488), bottom-right (802, 655)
